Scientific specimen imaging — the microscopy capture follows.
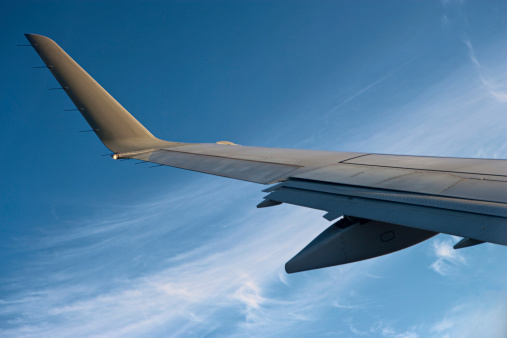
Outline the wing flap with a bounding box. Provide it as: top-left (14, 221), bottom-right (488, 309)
top-left (277, 179), bottom-right (507, 217)
top-left (263, 179), bottom-right (507, 246)
top-left (293, 163), bottom-right (507, 204)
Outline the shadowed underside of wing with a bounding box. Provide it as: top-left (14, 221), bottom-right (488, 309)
top-left (26, 33), bottom-right (507, 273)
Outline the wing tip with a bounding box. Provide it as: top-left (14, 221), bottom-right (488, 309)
top-left (24, 33), bottom-right (50, 41)
top-left (24, 34), bottom-right (58, 50)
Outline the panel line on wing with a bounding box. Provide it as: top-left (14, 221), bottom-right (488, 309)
top-left (130, 149), bottom-right (302, 184)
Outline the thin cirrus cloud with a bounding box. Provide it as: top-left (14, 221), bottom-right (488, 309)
top-left (429, 238), bottom-right (466, 276)
top-left (462, 38), bottom-right (507, 103)
top-left (369, 321), bottom-right (418, 338)
top-left (338, 54), bottom-right (506, 159)
top-left (430, 296), bottom-right (507, 338)
top-left (0, 177), bottom-right (378, 337)
top-left (441, 0), bottom-right (507, 104)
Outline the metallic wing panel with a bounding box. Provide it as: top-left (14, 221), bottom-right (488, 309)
top-left (128, 144), bottom-right (366, 183)
top-left (158, 143), bottom-right (365, 167)
top-left (132, 149), bottom-right (302, 184)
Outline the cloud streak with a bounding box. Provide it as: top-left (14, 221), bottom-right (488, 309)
top-left (329, 61), bottom-right (411, 114)
top-left (429, 238), bottom-right (466, 276)
top-left (462, 38), bottom-right (507, 103)
top-left (0, 177), bottom-right (376, 337)
top-left (429, 294), bottom-right (507, 338)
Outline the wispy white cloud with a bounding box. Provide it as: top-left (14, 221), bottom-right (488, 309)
top-left (431, 317), bottom-right (453, 333)
top-left (441, 0), bottom-right (507, 105)
top-left (348, 321), bottom-right (368, 336)
top-left (329, 61), bottom-right (411, 114)
top-left (429, 238), bottom-right (466, 276)
top-left (0, 177), bottom-right (376, 337)
top-left (462, 39), bottom-right (480, 68)
top-left (331, 294), bottom-right (379, 310)
top-left (461, 38), bottom-right (507, 103)
top-left (429, 294), bottom-right (507, 338)
top-left (370, 321), bottom-right (419, 338)
top-left (330, 74), bottom-right (391, 112)
top-left (440, 15), bottom-right (450, 28)
top-left (346, 318), bottom-right (421, 338)
top-left (332, 53), bottom-right (507, 159)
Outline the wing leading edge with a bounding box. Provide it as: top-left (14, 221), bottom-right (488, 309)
top-left (26, 34), bottom-right (507, 273)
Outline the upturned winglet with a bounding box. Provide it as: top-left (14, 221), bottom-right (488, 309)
top-left (24, 34), bottom-right (180, 153)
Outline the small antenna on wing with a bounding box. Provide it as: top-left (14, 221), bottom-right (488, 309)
top-left (48, 86), bottom-right (69, 90)
top-left (32, 65), bottom-right (53, 69)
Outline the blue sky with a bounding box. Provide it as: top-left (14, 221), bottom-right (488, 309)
top-left (1, 1), bottom-right (506, 337)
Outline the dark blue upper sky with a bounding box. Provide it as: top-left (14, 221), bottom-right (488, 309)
top-left (1, 1), bottom-right (506, 337)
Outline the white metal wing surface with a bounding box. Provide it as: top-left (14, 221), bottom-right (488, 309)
top-left (25, 34), bottom-right (507, 273)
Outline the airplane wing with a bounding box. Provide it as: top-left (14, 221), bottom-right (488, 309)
top-left (25, 34), bottom-right (507, 273)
